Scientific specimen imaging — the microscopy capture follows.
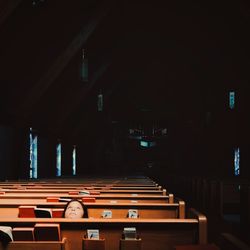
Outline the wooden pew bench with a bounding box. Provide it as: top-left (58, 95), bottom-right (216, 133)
top-left (0, 238), bottom-right (68, 250)
top-left (0, 189), bottom-right (167, 196)
top-left (0, 201), bottom-right (185, 219)
top-left (0, 193), bottom-right (174, 204)
top-left (0, 208), bottom-right (207, 250)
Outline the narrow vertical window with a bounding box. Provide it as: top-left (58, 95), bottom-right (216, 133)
top-left (56, 142), bottom-right (61, 177)
top-left (81, 49), bottom-right (88, 82)
top-left (229, 91), bottom-right (235, 109)
top-left (98, 92), bottom-right (103, 111)
top-left (234, 147), bottom-right (240, 176)
top-left (29, 128), bottom-right (38, 179)
top-left (72, 145), bottom-right (76, 176)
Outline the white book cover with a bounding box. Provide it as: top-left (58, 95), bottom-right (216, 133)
top-left (0, 226), bottom-right (13, 241)
top-left (102, 210), bottom-right (112, 218)
top-left (79, 190), bottom-right (90, 195)
top-left (128, 209), bottom-right (139, 218)
top-left (87, 229), bottom-right (99, 240)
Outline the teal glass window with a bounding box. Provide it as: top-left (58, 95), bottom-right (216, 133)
top-left (229, 91), bottom-right (235, 109)
top-left (140, 141), bottom-right (148, 147)
top-left (29, 128), bottom-right (38, 179)
top-left (56, 143), bottom-right (61, 177)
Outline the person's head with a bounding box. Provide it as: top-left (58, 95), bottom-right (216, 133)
top-left (63, 199), bottom-right (88, 219)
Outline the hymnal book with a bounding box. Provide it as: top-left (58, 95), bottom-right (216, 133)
top-left (0, 226), bottom-right (13, 243)
top-left (102, 210), bottom-right (112, 218)
top-left (18, 205), bottom-right (36, 218)
top-left (12, 227), bottom-right (34, 241)
top-left (87, 229), bottom-right (99, 240)
top-left (128, 209), bottom-right (139, 218)
top-left (79, 190), bottom-right (90, 195)
top-left (51, 208), bottom-right (64, 218)
top-left (123, 227), bottom-right (137, 240)
top-left (110, 200), bottom-right (117, 204)
top-left (131, 194), bottom-right (138, 197)
top-left (59, 197), bottom-right (71, 202)
top-left (34, 208), bottom-right (52, 218)
top-left (34, 223), bottom-right (61, 241)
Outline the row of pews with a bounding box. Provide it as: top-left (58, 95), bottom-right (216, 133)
top-left (0, 177), bottom-right (214, 250)
top-left (163, 175), bottom-right (250, 250)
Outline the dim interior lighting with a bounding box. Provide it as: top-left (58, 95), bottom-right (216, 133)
top-left (140, 141), bottom-right (156, 148)
top-left (140, 141), bottom-right (148, 147)
top-left (229, 91), bottom-right (235, 109)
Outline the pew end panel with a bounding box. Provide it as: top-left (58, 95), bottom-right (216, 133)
top-left (188, 208), bottom-right (207, 244)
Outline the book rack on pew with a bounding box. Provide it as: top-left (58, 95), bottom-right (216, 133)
top-left (120, 238), bottom-right (142, 250)
top-left (82, 238), bottom-right (105, 250)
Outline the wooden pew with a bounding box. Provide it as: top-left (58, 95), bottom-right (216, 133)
top-left (0, 193), bottom-right (174, 204)
top-left (0, 208), bottom-right (207, 250)
top-left (189, 177), bottom-right (242, 217)
top-left (0, 177), bottom-right (157, 187)
top-left (0, 185), bottom-right (160, 190)
top-left (0, 238), bottom-right (69, 250)
top-left (0, 189), bottom-right (167, 196)
top-left (0, 201), bottom-right (185, 219)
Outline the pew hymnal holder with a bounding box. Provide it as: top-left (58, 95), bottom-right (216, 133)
top-left (83, 229), bottom-right (105, 250)
top-left (120, 238), bottom-right (142, 250)
top-left (120, 228), bottom-right (141, 250)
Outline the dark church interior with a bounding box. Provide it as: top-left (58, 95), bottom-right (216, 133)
top-left (1, 1), bottom-right (250, 249)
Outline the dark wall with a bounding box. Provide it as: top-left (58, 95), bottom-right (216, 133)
top-left (38, 136), bottom-right (57, 178)
top-left (0, 126), bottom-right (29, 180)
top-left (0, 87), bottom-right (250, 180)
top-left (0, 126), bottom-right (14, 180)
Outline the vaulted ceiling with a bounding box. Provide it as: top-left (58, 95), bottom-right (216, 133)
top-left (1, 0), bottom-right (250, 143)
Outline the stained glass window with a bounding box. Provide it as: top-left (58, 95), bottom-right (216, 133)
top-left (229, 91), bottom-right (235, 109)
top-left (234, 147), bottom-right (240, 176)
top-left (29, 128), bottom-right (38, 179)
top-left (72, 146), bottom-right (76, 176)
top-left (56, 143), bottom-right (61, 177)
